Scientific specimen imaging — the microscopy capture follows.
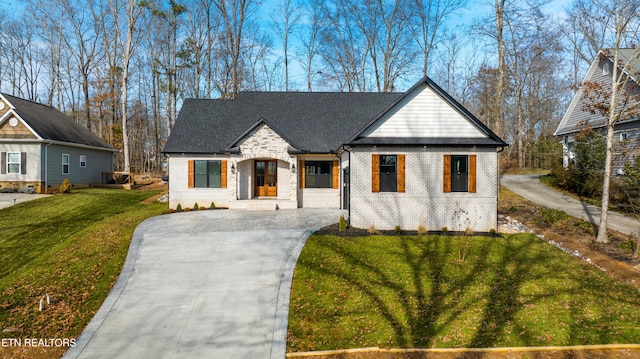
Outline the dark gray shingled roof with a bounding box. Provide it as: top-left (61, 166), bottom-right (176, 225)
top-left (164, 77), bottom-right (507, 154)
top-left (3, 94), bottom-right (114, 150)
top-left (163, 92), bottom-right (404, 153)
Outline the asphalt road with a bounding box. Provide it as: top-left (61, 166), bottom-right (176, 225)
top-left (501, 174), bottom-right (640, 236)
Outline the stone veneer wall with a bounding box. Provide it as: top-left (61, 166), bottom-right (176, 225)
top-left (0, 181), bottom-right (45, 193)
top-left (237, 123), bottom-right (297, 201)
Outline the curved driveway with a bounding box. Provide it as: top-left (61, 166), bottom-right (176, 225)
top-left (64, 208), bottom-right (344, 359)
top-left (501, 174), bottom-right (640, 236)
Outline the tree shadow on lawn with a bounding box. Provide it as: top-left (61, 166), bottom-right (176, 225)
top-left (291, 234), bottom-right (640, 351)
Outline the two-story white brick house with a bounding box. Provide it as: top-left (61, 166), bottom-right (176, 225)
top-left (162, 76), bottom-right (507, 232)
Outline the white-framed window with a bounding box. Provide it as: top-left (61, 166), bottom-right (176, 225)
top-left (62, 154), bottom-right (70, 174)
top-left (620, 133), bottom-right (628, 141)
top-left (80, 155), bottom-right (87, 167)
top-left (7, 152), bottom-right (20, 174)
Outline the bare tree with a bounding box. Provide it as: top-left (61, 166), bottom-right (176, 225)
top-left (115, 0), bottom-right (145, 172)
top-left (493, 0), bottom-right (506, 137)
top-left (0, 20), bottom-right (45, 101)
top-left (64, 0), bottom-right (102, 132)
top-left (410, 0), bottom-right (468, 77)
top-left (563, 0), bottom-right (615, 87)
top-left (577, 0), bottom-right (640, 243)
top-left (270, 0), bottom-right (302, 91)
top-left (213, 0), bottom-right (258, 98)
top-left (297, 0), bottom-right (327, 91)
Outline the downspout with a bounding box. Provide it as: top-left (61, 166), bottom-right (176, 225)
top-left (497, 145), bottom-right (505, 232)
top-left (44, 142), bottom-right (52, 193)
top-left (342, 145), bottom-right (352, 224)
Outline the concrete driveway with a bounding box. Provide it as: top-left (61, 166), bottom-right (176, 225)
top-left (63, 208), bottom-right (344, 359)
top-left (501, 174), bottom-right (640, 236)
top-left (0, 193), bottom-right (50, 210)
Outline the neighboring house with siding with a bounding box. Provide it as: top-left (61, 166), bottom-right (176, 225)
top-left (0, 93), bottom-right (116, 193)
top-left (163, 76), bottom-right (508, 231)
top-left (555, 49), bottom-right (640, 174)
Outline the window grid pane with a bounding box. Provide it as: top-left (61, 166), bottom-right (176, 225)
top-left (380, 155), bottom-right (397, 192)
top-left (8, 164), bottom-right (19, 174)
top-left (194, 160), bottom-right (221, 188)
top-left (451, 155), bottom-right (468, 192)
top-left (305, 161), bottom-right (333, 188)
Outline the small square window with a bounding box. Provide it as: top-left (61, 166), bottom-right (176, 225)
top-left (620, 133), bottom-right (628, 141)
top-left (80, 155), bottom-right (87, 167)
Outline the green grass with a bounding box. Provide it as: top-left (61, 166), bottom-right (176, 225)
top-left (288, 234), bottom-right (640, 352)
top-left (0, 189), bottom-right (166, 342)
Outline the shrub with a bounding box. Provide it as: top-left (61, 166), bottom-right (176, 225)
top-left (59, 178), bottom-right (72, 193)
top-left (1, 187), bottom-right (16, 193)
top-left (176, 204), bottom-right (183, 212)
top-left (417, 223), bottom-right (428, 235)
top-left (199, 206), bottom-right (206, 210)
top-left (441, 227), bottom-right (448, 234)
top-left (193, 203), bottom-right (199, 211)
top-left (568, 129), bottom-right (606, 197)
top-left (539, 208), bottom-right (571, 225)
top-left (184, 207), bottom-right (191, 212)
top-left (18, 186), bottom-right (35, 194)
top-left (620, 155), bottom-right (640, 216)
top-left (489, 228), bottom-right (497, 235)
top-left (549, 165), bottom-right (572, 190)
top-left (339, 215), bottom-right (348, 232)
top-left (394, 226), bottom-right (401, 234)
top-left (368, 225), bottom-right (379, 235)
top-left (210, 201), bottom-right (216, 209)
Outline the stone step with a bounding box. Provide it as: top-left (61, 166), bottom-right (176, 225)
top-left (247, 201), bottom-right (278, 210)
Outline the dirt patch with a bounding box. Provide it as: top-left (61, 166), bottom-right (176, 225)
top-left (135, 181), bottom-right (168, 204)
top-left (499, 187), bottom-right (640, 289)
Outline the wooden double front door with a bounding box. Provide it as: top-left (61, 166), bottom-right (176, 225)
top-left (255, 160), bottom-right (277, 197)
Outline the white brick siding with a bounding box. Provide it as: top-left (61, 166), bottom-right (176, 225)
top-left (348, 146), bottom-right (499, 232)
top-left (297, 155), bottom-right (341, 208)
top-left (168, 155), bottom-right (233, 209)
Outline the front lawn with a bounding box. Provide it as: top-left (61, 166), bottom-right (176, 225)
top-left (0, 189), bottom-right (166, 358)
top-left (288, 234), bottom-right (640, 352)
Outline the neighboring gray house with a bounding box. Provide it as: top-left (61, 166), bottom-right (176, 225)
top-left (163, 76), bottom-right (507, 231)
top-left (0, 93), bottom-right (116, 193)
top-left (555, 48), bottom-right (640, 174)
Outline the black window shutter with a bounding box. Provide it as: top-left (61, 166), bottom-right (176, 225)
top-left (1, 152), bottom-right (5, 175)
top-left (21, 152), bottom-right (27, 174)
